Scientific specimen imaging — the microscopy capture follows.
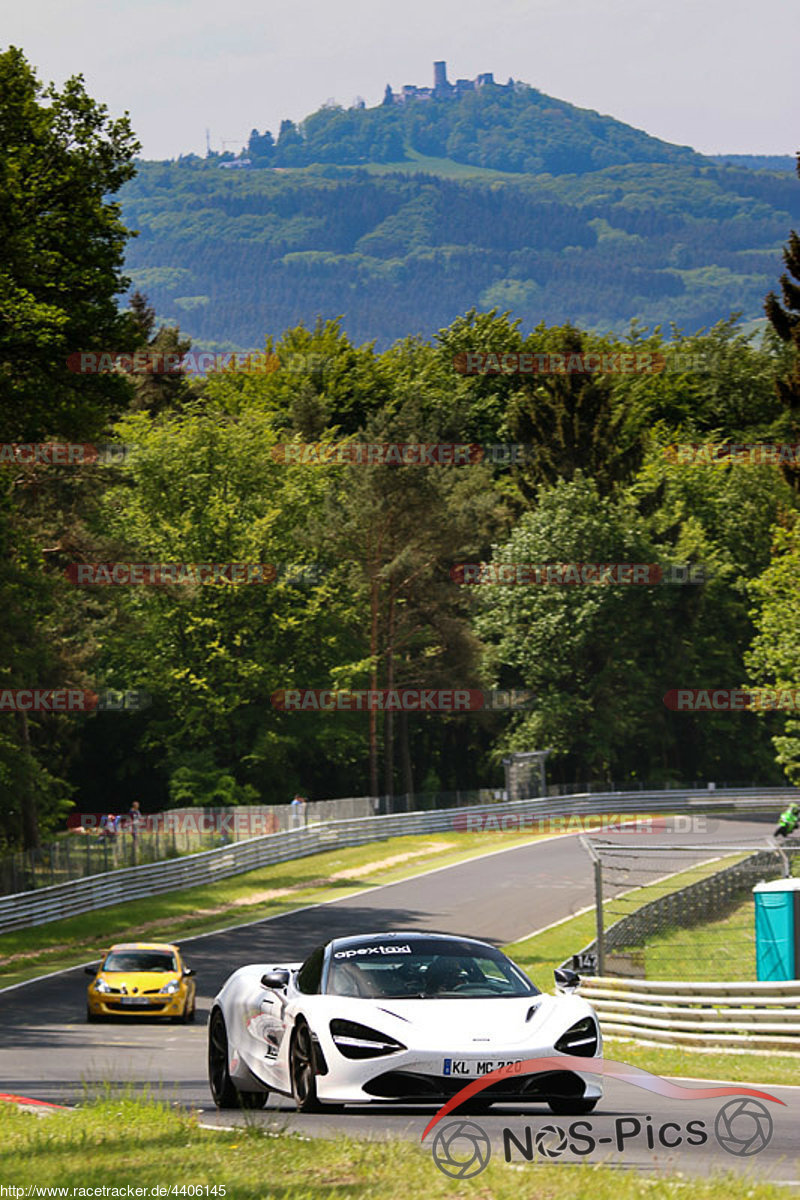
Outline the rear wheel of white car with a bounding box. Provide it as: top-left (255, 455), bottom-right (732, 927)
top-left (208, 1008), bottom-right (268, 1110)
top-left (209, 1009), bottom-right (238, 1108)
top-left (290, 1020), bottom-right (323, 1112)
top-left (547, 1097), bottom-right (598, 1115)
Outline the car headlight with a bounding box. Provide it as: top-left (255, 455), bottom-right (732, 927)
top-left (93, 978), bottom-right (111, 994)
top-left (554, 1016), bottom-right (599, 1057)
top-left (329, 1019), bottom-right (406, 1059)
top-left (159, 980), bottom-right (180, 995)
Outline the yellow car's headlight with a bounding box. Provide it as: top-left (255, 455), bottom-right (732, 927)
top-left (94, 978), bottom-right (111, 994)
top-left (160, 980), bottom-right (180, 995)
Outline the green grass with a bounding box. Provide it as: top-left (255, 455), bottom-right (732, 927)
top-left (642, 896), bottom-right (755, 982)
top-left (637, 850), bottom-right (800, 982)
top-left (599, 1039), bottom-right (800, 1085)
top-left (0, 829), bottom-right (551, 988)
top-left (0, 1097), bottom-right (791, 1199)
top-left (360, 146), bottom-right (535, 181)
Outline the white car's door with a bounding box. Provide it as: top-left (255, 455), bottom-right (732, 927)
top-left (235, 974), bottom-right (292, 1089)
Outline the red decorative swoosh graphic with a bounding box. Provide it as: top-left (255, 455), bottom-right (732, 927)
top-left (420, 1054), bottom-right (784, 1141)
top-left (0, 1093), bottom-right (68, 1109)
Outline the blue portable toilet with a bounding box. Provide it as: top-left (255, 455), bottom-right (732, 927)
top-left (753, 878), bottom-right (800, 981)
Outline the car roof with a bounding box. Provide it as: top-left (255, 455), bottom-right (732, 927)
top-left (106, 942), bottom-right (180, 952)
top-left (328, 931), bottom-right (498, 953)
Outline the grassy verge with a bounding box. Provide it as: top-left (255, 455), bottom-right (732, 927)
top-left (639, 850), bottom-right (800, 980)
top-left (642, 895), bottom-right (754, 981)
top-left (0, 829), bottom-right (550, 988)
top-left (0, 1097), bottom-right (790, 1199)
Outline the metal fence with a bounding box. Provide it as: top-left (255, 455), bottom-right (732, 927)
top-left (578, 976), bottom-right (800, 1052)
top-left (1, 786), bottom-right (797, 934)
top-left (571, 837), bottom-right (794, 979)
top-left (0, 798), bottom-right (379, 895)
top-left (2, 781), bottom-right (786, 895)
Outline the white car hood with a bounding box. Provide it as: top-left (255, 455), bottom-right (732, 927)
top-left (347, 993), bottom-right (578, 1048)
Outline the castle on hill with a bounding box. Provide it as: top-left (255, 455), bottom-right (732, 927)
top-left (383, 61), bottom-right (515, 105)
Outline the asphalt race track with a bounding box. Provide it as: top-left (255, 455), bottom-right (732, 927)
top-left (1, 818), bottom-right (797, 1182)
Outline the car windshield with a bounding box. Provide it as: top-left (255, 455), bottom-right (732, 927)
top-left (103, 950), bottom-right (177, 973)
top-left (326, 939), bottom-right (537, 999)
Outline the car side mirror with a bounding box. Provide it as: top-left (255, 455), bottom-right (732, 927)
top-left (183, 967), bottom-right (196, 977)
top-left (554, 967), bottom-right (580, 993)
top-left (261, 969), bottom-right (290, 990)
top-left (84, 966), bottom-right (98, 976)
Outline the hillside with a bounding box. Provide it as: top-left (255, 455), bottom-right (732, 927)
top-left (245, 69), bottom-right (703, 175)
top-left (119, 72), bottom-right (799, 349)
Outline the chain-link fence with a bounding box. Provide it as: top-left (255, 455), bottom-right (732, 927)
top-left (574, 836), bottom-right (796, 981)
top-left (0, 826), bottom-right (221, 894)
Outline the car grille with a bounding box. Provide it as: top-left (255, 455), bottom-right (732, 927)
top-left (363, 1069), bottom-right (586, 1103)
top-left (104, 1001), bottom-right (169, 1012)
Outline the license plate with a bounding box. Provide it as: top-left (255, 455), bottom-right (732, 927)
top-left (442, 1057), bottom-right (524, 1077)
top-left (119, 996), bottom-right (150, 1006)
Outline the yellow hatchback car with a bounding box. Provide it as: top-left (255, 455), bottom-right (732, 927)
top-left (85, 942), bottom-right (196, 1022)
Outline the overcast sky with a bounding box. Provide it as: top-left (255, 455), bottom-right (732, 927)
top-left (5, 0), bottom-right (798, 161)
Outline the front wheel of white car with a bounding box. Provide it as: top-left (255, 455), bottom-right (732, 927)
top-left (547, 1097), bottom-right (598, 1115)
top-left (290, 1020), bottom-right (323, 1112)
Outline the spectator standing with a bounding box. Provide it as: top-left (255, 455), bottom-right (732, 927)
top-left (128, 800), bottom-right (144, 862)
top-left (290, 793), bottom-right (307, 828)
top-left (98, 813), bottom-right (118, 839)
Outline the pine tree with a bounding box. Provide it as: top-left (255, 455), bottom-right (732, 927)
top-left (765, 153), bottom-right (800, 490)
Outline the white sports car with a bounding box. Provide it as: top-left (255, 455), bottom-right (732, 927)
top-left (208, 930), bottom-right (603, 1114)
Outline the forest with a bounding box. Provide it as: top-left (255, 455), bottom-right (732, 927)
top-left (4, 46), bottom-right (800, 849)
top-left (121, 158), bottom-right (799, 349)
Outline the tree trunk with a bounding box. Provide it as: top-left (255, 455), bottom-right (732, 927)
top-left (16, 709), bottom-right (40, 849)
top-left (383, 593), bottom-right (395, 801)
top-left (399, 709), bottom-right (414, 804)
top-left (369, 573), bottom-right (380, 798)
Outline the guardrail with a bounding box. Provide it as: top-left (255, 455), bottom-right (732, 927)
top-left (578, 976), bottom-right (800, 1052)
top-left (0, 786), bottom-right (796, 934)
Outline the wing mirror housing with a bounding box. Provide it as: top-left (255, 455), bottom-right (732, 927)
top-left (261, 969), bottom-right (290, 990)
top-left (554, 967), bottom-right (580, 993)
top-left (183, 967), bottom-right (196, 977)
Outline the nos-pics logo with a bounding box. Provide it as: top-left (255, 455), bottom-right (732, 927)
top-left (422, 1056), bottom-right (782, 1179)
top-left (432, 1099), bottom-right (774, 1178)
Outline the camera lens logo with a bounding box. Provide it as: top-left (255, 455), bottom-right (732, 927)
top-left (714, 1098), bottom-right (773, 1157)
top-left (431, 1119), bottom-right (491, 1178)
top-left (535, 1124), bottom-right (568, 1158)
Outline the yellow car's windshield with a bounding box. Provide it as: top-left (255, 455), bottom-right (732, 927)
top-left (103, 951), bottom-right (177, 972)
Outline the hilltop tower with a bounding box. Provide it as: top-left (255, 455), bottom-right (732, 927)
top-left (433, 61), bottom-right (449, 92)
